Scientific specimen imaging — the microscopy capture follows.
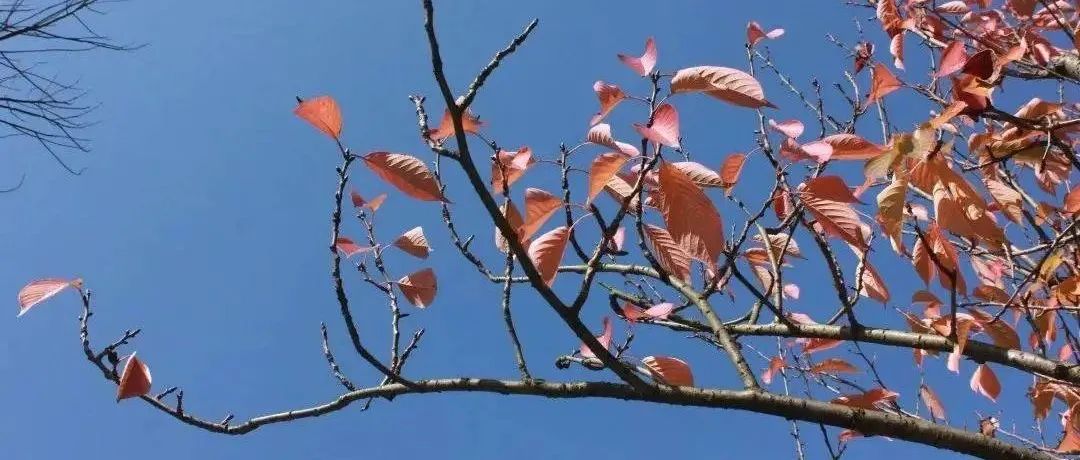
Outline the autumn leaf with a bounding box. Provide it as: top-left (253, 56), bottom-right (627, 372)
top-left (762, 356), bottom-right (784, 384)
top-left (587, 152), bottom-right (629, 203)
top-left (294, 96), bottom-right (342, 140)
top-left (586, 123), bottom-right (640, 157)
top-left (621, 302), bottom-right (674, 323)
top-left (618, 37), bottom-right (657, 76)
top-left (920, 384), bottom-right (947, 421)
top-left (670, 66), bottom-right (776, 109)
top-left (866, 63), bottom-right (902, 106)
top-left (528, 226), bottom-right (570, 286)
top-left (496, 200), bottom-right (526, 253)
top-left (831, 388), bottom-right (898, 410)
top-left (335, 237), bottom-right (373, 258)
top-left (821, 134), bottom-right (887, 160)
top-left (633, 103), bottom-right (681, 149)
top-left (800, 191), bottom-right (868, 250)
top-left (350, 190), bottom-right (387, 212)
top-left (746, 21), bottom-right (784, 46)
top-left (590, 81), bottom-right (625, 126)
top-left (719, 153), bottom-right (746, 196)
top-left (768, 119), bottom-right (804, 138)
top-left (428, 109), bottom-right (483, 141)
top-left (803, 176), bottom-right (860, 203)
top-left (936, 40), bottom-right (968, 77)
top-left (672, 161), bottom-right (724, 188)
top-left (363, 152), bottom-right (447, 202)
top-left (970, 363), bottom-right (1001, 402)
top-left (491, 146), bottom-right (535, 190)
top-left (641, 356), bottom-right (694, 386)
top-left (397, 268), bottom-right (437, 308)
top-left (985, 179), bottom-right (1023, 223)
top-left (643, 224), bottom-right (692, 282)
top-left (1065, 184), bottom-right (1080, 214)
top-left (392, 226), bottom-right (431, 259)
top-left (521, 188), bottom-right (563, 241)
top-left (811, 358), bottom-right (859, 375)
top-left (17, 278), bottom-right (82, 317)
top-left (116, 353), bottom-right (152, 401)
top-left (580, 316), bottom-right (612, 358)
top-left (876, 177), bottom-right (907, 253)
top-left (656, 162), bottom-right (726, 263)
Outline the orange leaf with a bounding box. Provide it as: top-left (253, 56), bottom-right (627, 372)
top-left (350, 190), bottom-right (387, 212)
top-left (803, 176), bottom-right (860, 203)
top-left (831, 388), bottom-right (898, 410)
top-left (876, 177), bottom-right (907, 253)
top-left (821, 134), bottom-right (887, 160)
top-left (397, 268), bottom-right (437, 308)
top-left (392, 226), bottom-right (430, 259)
top-left (116, 353), bottom-right (152, 401)
top-left (586, 123), bottom-right (640, 157)
top-left (362, 152), bottom-right (447, 202)
top-left (919, 384), bottom-right (947, 421)
top-left (428, 109), bottom-right (483, 141)
top-left (866, 63), bottom-right (902, 106)
top-left (970, 363), bottom-right (1001, 402)
top-left (491, 146), bottom-right (535, 190)
top-left (1065, 184), bottom-right (1080, 214)
top-left (587, 153), bottom-right (630, 203)
top-left (811, 358), bottom-right (859, 375)
top-left (670, 66), bottom-right (776, 109)
top-left (672, 161), bottom-right (724, 188)
top-left (643, 224), bottom-right (692, 282)
top-left (528, 226), bottom-right (570, 286)
top-left (969, 309), bottom-right (1021, 350)
top-left (294, 96), bottom-right (342, 140)
top-left (657, 162), bottom-right (726, 264)
top-left (17, 278), bottom-right (81, 317)
top-left (641, 355), bottom-right (694, 386)
top-left (496, 200), bottom-right (527, 253)
top-left (719, 153), bottom-right (746, 196)
top-left (633, 103), bottom-right (681, 149)
top-left (618, 37), bottom-right (657, 76)
top-left (590, 81), bottom-right (626, 126)
top-left (521, 188), bottom-right (563, 241)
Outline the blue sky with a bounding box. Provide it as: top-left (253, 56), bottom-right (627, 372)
top-left (0, 1), bottom-right (1062, 458)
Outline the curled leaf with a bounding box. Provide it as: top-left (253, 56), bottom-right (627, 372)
top-left (392, 226), bottom-right (431, 259)
top-left (618, 37), bottom-right (657, 76)
top-left (580, 316), bottom-right (613, 358)
top-left (671, 66), bottom-right (776, 108)
top-left (633, 103), bottom-right (681, 149)
top-left (641, 356), bottom-right (694, 386)
top-left (116, 353), bottom-right (152, 401)
top-left (590, 81), bottom-right (626, 126)
top-left (17, 278), bottom-right (81, 317)
top-left (747, 21), bottom-right (784, 46)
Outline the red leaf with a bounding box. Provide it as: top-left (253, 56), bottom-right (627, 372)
top-left (350, 190), bottom-right (387, 211)
top-left (618, 37), bottom-right (657, 76)
top-left (528, 226), bottom-right (570, 286)
top-left (362, 152), bottom-right (447, 202)
top-left (970, 363), bottom-right (1001, 402)
top-left (1065, 184), bottom-right (1080, 214)
top-left (633, 103), bottom-right (680, 149)
top-left (831, 387), bottom-right (898, 410)
top-left (294, 96), bottom-right (342, 140)
top-left (588, 153), bottom-right (630, 203)
top-left (671, 66), bottom-right (776, 109)
top-left (747, 21), bottom-right (784, 46)
top-left (803, 176), bottom-right (860, 203)
top-left (867, 63), bottom-right (901, 106)
top-left (335, 237), bottom-right (373, 258)
top-left (116, 353), bottom-right (152, 401)
top-left (392, 226), bottom-right (430, 259)
top-left (590, 81), bottom-right (626, 126)
top-left (397, 268), bottom-right (437, 308)
top-left (641, 355), bottom-right (694, 386)
top-left (936, 40), bottom-right (968, 77)
top-left (762, 356), bottom-right (785, 384)
top-left (621, 302), bottom-right (674, 323)
top-left (657, 162), bottom-right (726, 263)
top-left (580, 316), bottom-right (613, 358)
top-left (17, 278), bottom-right (81, 317)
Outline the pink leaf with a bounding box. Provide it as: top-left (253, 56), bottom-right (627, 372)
top-left (580, 316), bottom-right (613, 357)
top-left (768, 119), bottom-right (804, 138)
top-left (335, 237), bottom-right (372, 258)
top-left (783, 283), bottom-right (801, 299)
top-left (618, 37), bottom-right (657, 76)
top-left (586, 123), bottom-right (640, 157)
top-left (590, 81), bottom-right (626, 126)
top-left (747, 21), bottom-right (785, 46)
top-left (633, 103), bottom-right (680, 149)
top-left (17, 278), bottom-right (81, 317)
top-left (936, 40), bottom-right (968, 77)
top-left (970, 363), bottom-right (1001, 402)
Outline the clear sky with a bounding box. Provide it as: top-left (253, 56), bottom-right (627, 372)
top-left (0, 1), bottom-right (1057, 459)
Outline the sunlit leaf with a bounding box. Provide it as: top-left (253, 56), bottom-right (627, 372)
top-left (362, 152), bottom-right (447, 202)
